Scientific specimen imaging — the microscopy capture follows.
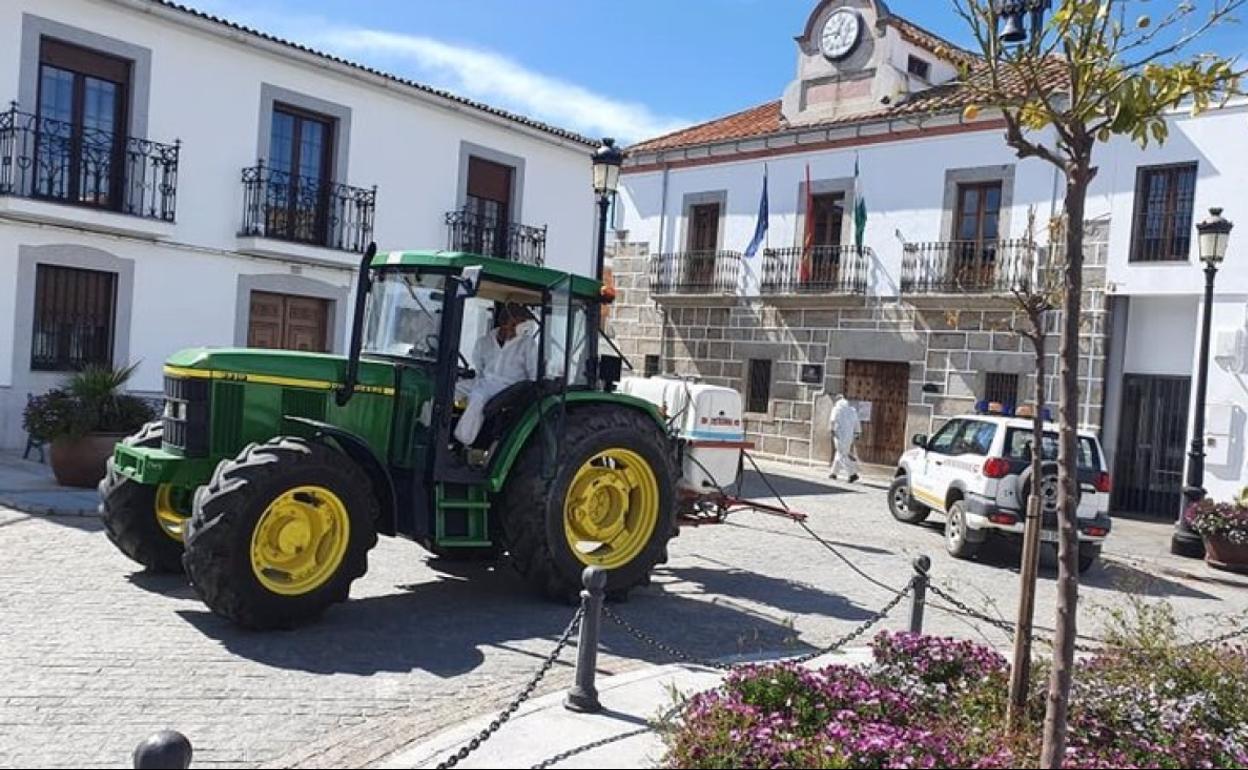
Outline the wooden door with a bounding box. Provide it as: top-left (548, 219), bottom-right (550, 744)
top-left (843, 360), bottom-right (910, 466)
top-left (248, 291), bottom-right (329, 352)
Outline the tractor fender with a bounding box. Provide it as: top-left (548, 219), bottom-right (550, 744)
top-left (485, 391), bottom-right (668, 494)
top-left (283, 416), bottom-right (397, 536)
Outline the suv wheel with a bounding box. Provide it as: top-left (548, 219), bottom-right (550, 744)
top-left (1078, 543), bottom-right (1101, 574)
top-left (888, 476), bottom-right (929, 524)
top-left (945, 500), bottom-right (980, 560)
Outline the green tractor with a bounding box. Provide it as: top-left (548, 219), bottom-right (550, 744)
top-left (100, 247), bottom-right (678, 629)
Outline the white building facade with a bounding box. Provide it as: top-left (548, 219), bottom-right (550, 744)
top-left (609, 0), bottom-right (1247, 514)
top-left (0, 0), bottom-right (597, 450)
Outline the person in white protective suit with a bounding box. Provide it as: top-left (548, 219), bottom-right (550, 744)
top-left (453, 303), bottom-right (538, 446)
top-left (828, 394), bottom-right (861, 483)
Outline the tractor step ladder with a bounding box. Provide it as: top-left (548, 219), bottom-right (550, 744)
top-left (434, 483), bottom-right (492, 547)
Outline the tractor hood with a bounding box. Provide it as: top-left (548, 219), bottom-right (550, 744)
top-left (164, 348), bottom-right (396, 394)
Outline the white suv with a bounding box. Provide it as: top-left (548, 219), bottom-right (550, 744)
top-left (888, 413), bottom-right (1113, 573)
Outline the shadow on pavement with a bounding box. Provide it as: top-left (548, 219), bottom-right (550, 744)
top-left (174, 558), bottom-right (861, 678)
top-left (658, 565), bottom-right (876, 622)
top-left (126, 570), bottom-right (197, 599)
top-left (735, 470), bottom-right (852, 500)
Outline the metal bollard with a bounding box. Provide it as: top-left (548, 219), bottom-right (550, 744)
top-left (564, 566), bottom-right (607, 714)
top-left (133, 730), bottom-right (193, 769)
top-left (909, 555), bottom-right (931, 635)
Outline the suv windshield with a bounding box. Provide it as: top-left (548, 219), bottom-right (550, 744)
top-left (362, 270), bottom-right (445, 361)
top-left (1004, 428), bottom-right (1100, 469)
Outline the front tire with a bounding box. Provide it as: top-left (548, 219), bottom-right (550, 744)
top-left (183, 438), bottom-right (379, 630)
top-left (945, 500), bottom-right (981, 560)
top-left (500, 407), bottom-right (677, 602)
top-left (1078, 543), bottom-right (1101, 574)
top-left (888, 475), bottom-right (929, 524)
top-left (99, 421), bottom-right (188, 573)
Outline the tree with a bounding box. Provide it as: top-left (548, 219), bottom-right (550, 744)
top-left (949, 1), bottom-right (1245, 765)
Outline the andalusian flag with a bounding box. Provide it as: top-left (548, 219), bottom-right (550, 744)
top-left (854, 154), bottom-right (868, 249)
top-left (801, 163), bottom-right (814, 282)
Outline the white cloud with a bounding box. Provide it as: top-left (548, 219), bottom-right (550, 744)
top-left (182, 2), bottom-right (692, 142)
top-left (313, 27), bottom-right (691, 143)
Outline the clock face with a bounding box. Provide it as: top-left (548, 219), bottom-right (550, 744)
top-left (820, 8), bottom-right (862, 61)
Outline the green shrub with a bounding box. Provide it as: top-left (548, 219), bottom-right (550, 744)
top-left (22, 363), bottom-right (155, 441)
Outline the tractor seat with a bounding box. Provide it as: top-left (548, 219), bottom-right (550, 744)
top-left (471, 380), bottom-right (545, 450)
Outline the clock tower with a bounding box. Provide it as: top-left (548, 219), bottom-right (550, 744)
top-left (780, 0), bottom-right (964, 127)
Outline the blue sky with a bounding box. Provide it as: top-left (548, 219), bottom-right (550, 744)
top-left (184, 0), bottom-right (1247, 143)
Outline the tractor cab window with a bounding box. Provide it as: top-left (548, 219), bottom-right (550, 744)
top-left (544, 282), bottom-right (590, 387)
top-left (362, 270), bottom-right (446, 361)
top-left (456, 280), bottom-right (543, 378)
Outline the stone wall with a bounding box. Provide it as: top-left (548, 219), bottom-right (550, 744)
top-left (606, 231), bottom-right (1110, 468)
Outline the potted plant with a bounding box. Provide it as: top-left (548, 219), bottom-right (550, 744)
top-left (22, 363), bottom-right (156, 488)
top-left (1185, 489), bottom-right (1248, 574)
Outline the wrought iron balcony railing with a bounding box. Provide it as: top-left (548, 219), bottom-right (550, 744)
top-left (760, 244), bottom-right (870, 295)
top-left (240, 161), bottom-right (376, 253)
top-left (900, 239), bottom-right (1035, 295)
top-left (649, 250), bottom-right (742, 296)
top-left (0, 105), bottom-right (179, 221)
top-left (444, 208), bottom-right (547, 267)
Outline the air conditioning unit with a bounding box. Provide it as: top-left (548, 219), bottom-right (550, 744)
top-left (1214, 328), bottom-right (1248, 373)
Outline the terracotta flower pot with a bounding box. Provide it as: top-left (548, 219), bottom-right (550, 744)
top-left (1204, 534), bottom-right (1248, 575)
top-left (49, 433), bottom-right (129, 488)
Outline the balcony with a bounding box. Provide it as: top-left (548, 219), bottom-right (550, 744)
top-left (445, 208), bottom-right (547, 267)
top-left (761, 245), bottom-right (870, 296)
top-left (239, 161), bottom-right (376, 254)
top-left (649, 250), bottom-right (742, 296)
top-left (901, 239), bottom-right (1035, 295)
top-left (0, 105), bottom-right (179, 232)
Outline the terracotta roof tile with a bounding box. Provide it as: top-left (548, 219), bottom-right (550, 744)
top-left (628, 58), bottom-right (1069, 156)
top-left (884, 16), bottom-right (980, 68)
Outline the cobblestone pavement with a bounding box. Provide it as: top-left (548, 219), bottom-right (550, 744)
top-left (2, 462), bottom-right (1245, 768)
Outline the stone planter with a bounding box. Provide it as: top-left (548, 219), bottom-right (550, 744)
top-left (49, 433), bottom-right (128, 488)
top-left (1204, 534), bottom-right (1248, 575)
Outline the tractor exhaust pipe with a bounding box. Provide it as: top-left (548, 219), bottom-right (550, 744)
top-left (336, 242), bottom-right (377, 407)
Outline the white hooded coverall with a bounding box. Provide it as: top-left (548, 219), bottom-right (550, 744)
top-left (453, 320), bottom-right (538, 445)
top-left (829, 396), bottom-right (862, 478)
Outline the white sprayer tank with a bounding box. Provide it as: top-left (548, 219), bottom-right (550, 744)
top-left (619, 377), bottom-right (747, 495)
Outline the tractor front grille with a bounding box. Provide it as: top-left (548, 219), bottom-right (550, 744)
top-left (163, 375), bottom-right (210, 456)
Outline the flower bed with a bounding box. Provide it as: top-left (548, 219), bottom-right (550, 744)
top-left (663, 631), bottom-right (1248, 769)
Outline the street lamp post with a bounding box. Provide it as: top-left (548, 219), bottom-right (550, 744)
top-left (591, 138), bottom-right (624, 284)
top-left (1172, 207), bottom-right (1234, 557)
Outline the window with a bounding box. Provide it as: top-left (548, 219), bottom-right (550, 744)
top-left (266, 104), bottom-right (335, 244)
top-left (955, 421), bottom-right (998, 456)
top-left (810, 193), bottom-right (844, 248)
top-left (463, 156), bottom-right (515, 257)
top-left (927, 419), bottom-right (964, 455)
top-left (984, 372), bottom-right (1019, 406)
top-left (31, 264), bottom-right (117, 371)
top-left (1130, 163), bottom-right (1197, 262)
top-left (907, 55), bottom-right (931, 80)
top-left (644, 354), bottom-right (660, 378)
top-left (746, 359), bottom-right (772, 414)
top-left (1004, 428), bottom-right (1100, 470)
top-left (953, 181), bottom-right (1003, 287)
top-left (688, 203), bottom-right (720, 252)
top-left (36, 38), bottom-right (131, 208)
top-left (363, 271), bottom-right (446, 361)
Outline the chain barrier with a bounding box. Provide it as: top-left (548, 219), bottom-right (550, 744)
top-left (434, 608), bottom-right (584, 770)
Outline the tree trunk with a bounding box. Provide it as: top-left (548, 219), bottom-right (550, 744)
top-left (1007, 322), bottom-right (1046, 732)
top-left (1040, 166), bottom-right (1090, 768)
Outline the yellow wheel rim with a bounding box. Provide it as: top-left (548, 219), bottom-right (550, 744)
top-left (154, 484), bottom-right (191, 542)
top-left (249, 485), bottom-right (350, 596)
top-left (563, 448), bottom-right (660, 569)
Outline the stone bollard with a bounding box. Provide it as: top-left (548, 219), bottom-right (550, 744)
top-left (133, 730), bottom-right (193, 769)
top-left (909, 555), bottom-right (931, 635)
top-left (564, 566), bottom-right (607, 714)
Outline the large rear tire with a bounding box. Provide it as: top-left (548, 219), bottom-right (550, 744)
top-left (183, 438), bottom-right (379, 630)
top-left (500, 407), bottom-right (677, 602)
top-left (99, 421), bottom-right (189, 573)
